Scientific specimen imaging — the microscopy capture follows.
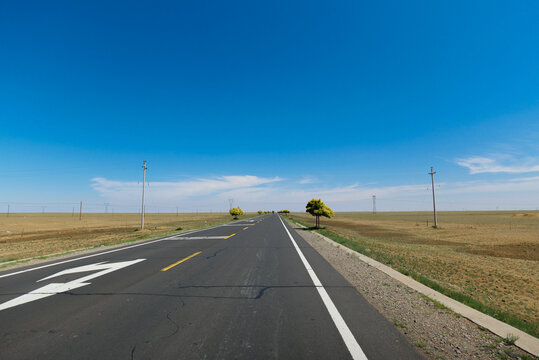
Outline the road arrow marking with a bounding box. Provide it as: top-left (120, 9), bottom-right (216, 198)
top-left (0, 259), bottom-right (145, 311)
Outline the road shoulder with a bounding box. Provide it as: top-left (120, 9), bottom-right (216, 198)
top-left (291, 224), bottom-right (537, 360)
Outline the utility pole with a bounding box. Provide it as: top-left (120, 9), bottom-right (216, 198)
top-left (176, 206), bottom-right (178, 216)
top-left (428, 166), bottom-right (438, 227)
top-left (372, 195), bottom-right (376, 215)
top-left (79, 201), bottom-right (82, 220)
top-left (7, 204), bottom-right (9, 217)
top-left (104, 203), bottom-right (110, 214)
top-left (141, 161), bottom-right (147, 229)
top-left (228, 199), bottom-right (234, 210)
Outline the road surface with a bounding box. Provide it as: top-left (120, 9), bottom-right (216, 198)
top-left (0, 214), bottom-right (423, 359)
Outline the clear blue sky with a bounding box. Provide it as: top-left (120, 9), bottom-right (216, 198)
top-left (1, 0), bottom-right (538, 212)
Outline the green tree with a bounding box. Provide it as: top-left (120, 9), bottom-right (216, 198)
top-left (305, 199), bottom-right (334, 228)
top-left (257, 210), bottom-right (263, 215)
top-left (229, 207), bottom-right (244, 219)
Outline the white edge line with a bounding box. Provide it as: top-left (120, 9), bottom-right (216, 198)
top-left (278, 216), bottom-right (368, 360)
top-left (0, 223), bottom-right (229, 280)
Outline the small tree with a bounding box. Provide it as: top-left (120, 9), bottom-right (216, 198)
top-left (229, 207), bottom-right (244, 219)
top-left (306, 199), bottom-right (334, 228)
top-left (257, 210), bottom-right (263, 215)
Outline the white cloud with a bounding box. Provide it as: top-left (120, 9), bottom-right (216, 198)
top-left (91, 175), bottom-right (282, 208)
top-left (299, 176), bottom-right (317, 184)
top-left (90, 174), bottom-right (539, 212)
top-left (456, 156), bottom-right (539, 174)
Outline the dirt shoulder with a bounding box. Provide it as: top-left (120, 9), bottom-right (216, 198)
top-left (294, 226), bottom-right (536, 360)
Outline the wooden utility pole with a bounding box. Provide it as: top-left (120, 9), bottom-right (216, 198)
top-left (428, 167), bottom-right (438, 227)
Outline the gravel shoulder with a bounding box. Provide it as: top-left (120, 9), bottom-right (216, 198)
top-left (294, 226), bottom-right (537, 360)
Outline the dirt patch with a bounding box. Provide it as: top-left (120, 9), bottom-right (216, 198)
top-left (323, 219), bottom-right (415, 240)
top-left (464, 242), bottom-right (539, 261)
top-left (513, 213), bottom-right (539, 218)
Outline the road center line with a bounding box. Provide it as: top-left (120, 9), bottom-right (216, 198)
top-left (224, 233), bottom-right (236, 239)
top-left (243, 227), bottom-right (248, 230)
top-left (278, 216), bottom-right (368, 360)
top-left (161, 251), bottom-right (202, 271)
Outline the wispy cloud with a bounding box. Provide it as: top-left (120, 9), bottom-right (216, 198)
top-left (90, 174), bottom-right (539, 211)
top-left (91, 175), bottom-right (282, 205)
top-left (456, 156), bottom-right (539, 174)
top-left (299, 176), bottom-right (317, 184)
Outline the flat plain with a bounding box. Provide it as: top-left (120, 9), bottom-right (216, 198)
top-left (288, 211), bottom-right (539, 337)
top-left (0, 212), bottom-right (238, 264)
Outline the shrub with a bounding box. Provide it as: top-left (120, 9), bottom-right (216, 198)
top-left (229, 207), bottom-right (244, 219)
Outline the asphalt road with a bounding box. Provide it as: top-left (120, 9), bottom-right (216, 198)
top-left (0, 214), bottom-right (423, 359)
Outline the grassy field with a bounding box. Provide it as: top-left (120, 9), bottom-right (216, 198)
top-left (288, 211), bottom-right (539, 337)
top-left (0, 212), bottom-right (248, 264)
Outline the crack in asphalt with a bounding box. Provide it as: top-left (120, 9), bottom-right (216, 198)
top-left (1, 284), bottom-right (354, 301)
top-left (205, 248), bottom-right (227, 260)
top-left (161, 311), bottom-right (180, 339)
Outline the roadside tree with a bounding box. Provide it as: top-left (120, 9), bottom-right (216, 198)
top-left (229, 207), bottom-right (244, 219)
top-left (305, 199), bottom-right (334, 228)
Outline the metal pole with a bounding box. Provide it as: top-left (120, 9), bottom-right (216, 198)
top-left (372, 195), bottom-right (376, 215)
top-left (141, 161), bottom-right (147, 229)
top-left (79, 201), bottom-right (82, 220)
top-left (428, 167), bottom-right (437, 227)
top-left (7, 204), bottom-right (9, 217)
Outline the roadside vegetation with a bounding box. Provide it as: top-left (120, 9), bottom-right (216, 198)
top-left (287, 211), bottom-right (539, 338)
top-left (305, 199), bottom-right (334, 228)
top-left (229, 207), bottom-right (244, 219)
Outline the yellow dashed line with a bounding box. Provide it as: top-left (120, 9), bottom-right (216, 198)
top-left (243, 227), bottom-right (248, 230)
top-left (161, 251), bottom-right (202, 271)
top-left (225, 233), bottom-right (237, 239)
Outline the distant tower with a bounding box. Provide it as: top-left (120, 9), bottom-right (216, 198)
top-left (228, 199), bottom-right (234, 210)
top-left (372, 195), bottom-right (376, 215)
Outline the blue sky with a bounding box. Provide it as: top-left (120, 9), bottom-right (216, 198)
top-left (1, 0), bottom-right (538, 212)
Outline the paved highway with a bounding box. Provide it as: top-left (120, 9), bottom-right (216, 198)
top-left (0, 214), bottom-right (423, 359)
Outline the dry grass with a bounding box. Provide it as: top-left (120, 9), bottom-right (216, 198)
top-left (289, 211), bottom-right (539, 335)
top-left (0, 212), bottom-right (243, 263)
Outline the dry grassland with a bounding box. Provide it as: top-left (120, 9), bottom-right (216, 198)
top-left (289, 211), bottom-right (538, 336)
top-left (0, 212), bottom-right (238, 263)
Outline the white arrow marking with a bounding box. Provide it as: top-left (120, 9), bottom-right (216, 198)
top-left (0, 259), bottom-right (145, 311)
